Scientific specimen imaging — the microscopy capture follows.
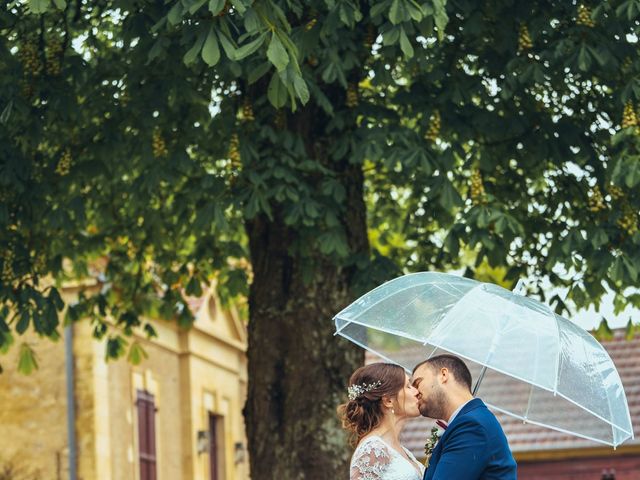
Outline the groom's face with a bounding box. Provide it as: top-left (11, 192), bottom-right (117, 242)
top-left (412, 363), bottom-right (448, 420)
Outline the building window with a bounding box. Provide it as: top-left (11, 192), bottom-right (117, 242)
top-left (136, 390), bottom-right (157, 480)
top-left (209, 414), bottom-right (224, 480)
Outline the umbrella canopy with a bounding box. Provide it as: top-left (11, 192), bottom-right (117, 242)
top-left (334, 272), bottom-right (634, 448)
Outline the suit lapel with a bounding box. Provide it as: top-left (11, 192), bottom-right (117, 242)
top-left (424, 398), bottom-right (486, 479)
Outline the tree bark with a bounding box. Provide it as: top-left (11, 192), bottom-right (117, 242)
top-left (244, 161), bottom-right (368, 479)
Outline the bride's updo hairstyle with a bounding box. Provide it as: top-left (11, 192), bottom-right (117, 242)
top-left (337, 363), bottom-right (405, 446)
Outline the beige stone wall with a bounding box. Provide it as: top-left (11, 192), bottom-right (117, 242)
top-left (0, 286), bottom-right (249, 480)
top-left (105, 336), bottom-right (184, 480)
top-left (73, 321), bottom-right (97, 480)
top-left (183, 346), bottom-right (249, 480)
top-left (0, 330), bottom-right (70, 480)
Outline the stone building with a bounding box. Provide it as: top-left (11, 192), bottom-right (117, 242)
top-left (0, 284), bottom-right (249, 480)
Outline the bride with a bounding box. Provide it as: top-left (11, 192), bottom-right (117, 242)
top-left (338, 363), bottom-right (425, 480)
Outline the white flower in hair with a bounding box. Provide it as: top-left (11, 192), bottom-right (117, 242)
top-left (348, 380), bottom-right (382, 401)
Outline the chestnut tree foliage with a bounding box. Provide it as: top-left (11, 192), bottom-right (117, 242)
top-left (2, 0), bottom-right (640, 477)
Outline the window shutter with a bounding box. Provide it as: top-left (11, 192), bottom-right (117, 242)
top-left (209, 414), bottom-right (218, 480)
top-left (136, 390), bottom-right (157, 480)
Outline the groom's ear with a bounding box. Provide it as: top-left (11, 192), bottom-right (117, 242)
top-left (439, 367), bottom-right (450, 384)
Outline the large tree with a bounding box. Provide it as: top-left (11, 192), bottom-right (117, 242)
top-left (2, 0), bottom-right (640, 477)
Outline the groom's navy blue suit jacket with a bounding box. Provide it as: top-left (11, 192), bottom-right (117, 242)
top-left (423, 398), bottom-right (517, 480)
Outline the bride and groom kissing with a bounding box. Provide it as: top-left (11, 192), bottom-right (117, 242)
top-left (338, 354), bottom-right (518, 480)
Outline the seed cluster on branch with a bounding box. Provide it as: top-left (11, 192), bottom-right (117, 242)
top-left (618, 204), bottom-right (639, 236)
top-left (228, 133), bottom-right (241, 164)
top-left (18, 40), bottom-right (42, 77)
top-left (470, 169), bottom-right (488, 205)
top-left (608, 184), bottom-right (624, 201)
top-left (242, 99), bottom-right (255, 122)
top-left (1, 248), bottom-right (14, 284)
top-left (152, 129), bottom-right (169, 158)
top-left (588, 185), bottom-right (606, 213)
top-left (46, 37), bottom-right (63, 76)
top-left (576, 4), bottom-right (595, 27)
top-left (622, 101), bottom-right (638, 129)
top-left (425, 110), bottom-right (441, 141)
top-left (518, 24), bottom-right (533, 52)
top-left (346, 83), bottom-right (359, 108)
top-left (55, 149), bottom-right (72, 176)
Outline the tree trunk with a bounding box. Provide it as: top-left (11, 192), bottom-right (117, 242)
top-left (244, 162), bottom-right (368, 479)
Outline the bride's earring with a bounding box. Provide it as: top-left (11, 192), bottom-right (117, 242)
top-left (391, 408), bottom-right (395, 415)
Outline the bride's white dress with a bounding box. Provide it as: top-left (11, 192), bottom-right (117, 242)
top-left (350, 435), bottom-right (425, 480)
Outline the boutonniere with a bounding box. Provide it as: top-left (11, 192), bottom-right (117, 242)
top-left (424, 421), bottom-right (447, 468)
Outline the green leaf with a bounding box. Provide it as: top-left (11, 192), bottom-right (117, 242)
top-left (267, 32), bottom-right (289, 72)
top-left (433, 0), bottom-right (449, 38)
top-left (0, 100), bottom-right (12, 124)
top-left (625, 319), bottom-right (637, 340)
top-left (0, 330), bottom-right (14, 354)
top-left (439, 180), bottom-right (462, 209)
top-left (609, 256), bottom-right (625, 282)
top-left (127, 342), bottom-right (148, 365)
top-left (292, 72), bottom-right (310, 104)
top-left (184, 29), bottom-right (207, 65)
top-left (382, 26), bottom-right (400, 46)
top-left (188, 0), bottom-right (207, 14)
top-left (389, 0), bottom-right (407, 24)
top-left (593, 318), bottom-right (613, 341)
top-left (185, 276), bottom-right (203, 296)
top-left (577, 44), bottom-right (592, 71)
top-left (28, 0), bottom-right (50, 14)
top-left (591, 229), bottom-right (609, 249)
top-left (230, 0), bottom-right (246, 14)
top-left (16, 312), bottom-right (30, 335)
top-left (622, 255), bottom-right (638, 282)
top-left (624, 159), bottom-right (640, 187)
top-left (209, 0), bottom-right (225, 15)
top-left (235, 32), bottom-right (267, 60)
top-left (371, 1), bottom-right (392, 18)
top-left (52, 0), bottom-right (66, 10)
top-left (399, 27), bottom-right (414, 58)
top-left (105, 335), bottom-right (127, 360)
top-left (167, 2), bottom-right (184, 26)
top-left (217, 31), bottom-right (237, 60)
top-left (17, 343), bottom-right (38, 375)
top-left (248, 61), bottom-right (272, 85)
top-left (267, 72), bottom-right (287, 108)
top-left (201, 27), bottom-right (221, 66)
top-left (48, 287), bottom-right (64, 311)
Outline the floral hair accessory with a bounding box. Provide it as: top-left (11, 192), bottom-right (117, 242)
top-left (348, 380), bottom-right (382, 400)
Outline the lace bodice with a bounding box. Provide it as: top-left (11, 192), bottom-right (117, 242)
top-left (350, 436), bottom-right (425, 480)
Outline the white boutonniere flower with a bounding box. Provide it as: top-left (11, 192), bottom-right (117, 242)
top-left (423, 422), bottom-right (446, 468)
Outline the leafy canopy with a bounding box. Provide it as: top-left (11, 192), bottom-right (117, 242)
top-left (1, 0), bottom-right (640, 368)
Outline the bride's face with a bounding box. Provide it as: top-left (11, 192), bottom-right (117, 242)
top-left (395, 374), bottom-right (421, 418)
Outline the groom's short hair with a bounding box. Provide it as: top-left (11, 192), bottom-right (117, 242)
top-left (413, 354), bottom-right (472, 392)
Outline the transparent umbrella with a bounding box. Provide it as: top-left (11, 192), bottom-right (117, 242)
top-left (334, 272), bottom-right (634, 448)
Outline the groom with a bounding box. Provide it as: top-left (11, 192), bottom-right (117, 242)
top-left (411, 354), bottom-right (517, 479)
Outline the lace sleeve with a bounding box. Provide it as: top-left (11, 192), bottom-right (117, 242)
top-left (350, 438), bottom-right (392, 480)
